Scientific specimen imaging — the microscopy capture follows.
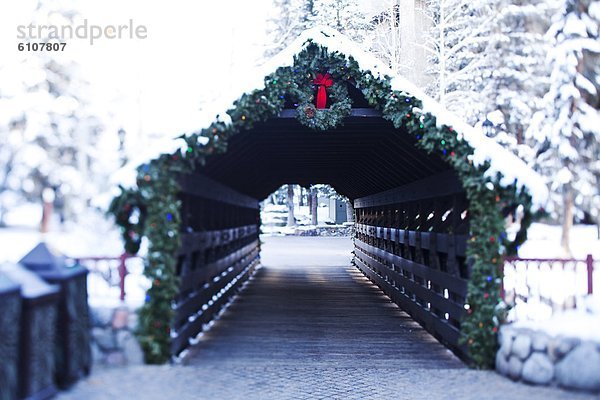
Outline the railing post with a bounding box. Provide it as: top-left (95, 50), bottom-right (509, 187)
top-left (118, 253), bottom-right (128, 301)
top-left (586, 254), bottom-right (594, 295)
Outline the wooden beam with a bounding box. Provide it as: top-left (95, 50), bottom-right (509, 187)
top-left (354, 170), bottom-right (463, 209)
top-left (178, 173), bottom-right (259, 209)
top-left (277, 108), bottom-right (382, 118)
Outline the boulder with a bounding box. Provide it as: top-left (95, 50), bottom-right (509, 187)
top-left (512, 334), bottom-right (532, 360)
top-left (548, 337), bottom-right (580, 362)
top-left (555, 343), bottom-right (600, 391)
top-left (499, 327), bottom-right (514, 358)
top-left (532, 334), bottom-right (549, 352)
top-left (496, 351), bottom-right (510, 376)
top-left (117, 331), bottom-right (144, 365)
top-left (522, 353), bottom-right (554, 385)
top-left (92, 327), bottom-right (116, 351)
top-left (90, 307), bottom-right (113, 327)
top-left (508, 355), bottom-right (523, 380)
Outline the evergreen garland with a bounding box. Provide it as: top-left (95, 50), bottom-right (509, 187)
top-left (109, 41), bottom-right (536, 367)
top-left (108, 187), bottom-right (146, 254)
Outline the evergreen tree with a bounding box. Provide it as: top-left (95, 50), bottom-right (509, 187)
top-left (528, 0), bottom-right (600, 253)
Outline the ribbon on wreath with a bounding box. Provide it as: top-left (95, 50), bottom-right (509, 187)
top-left (313, 73), bottom-right (333, 109)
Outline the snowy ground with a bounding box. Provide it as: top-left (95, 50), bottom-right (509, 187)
top-left (260, 203), bottom-right (348, 235)
top-left (518, 222), bottom-right (600, 259)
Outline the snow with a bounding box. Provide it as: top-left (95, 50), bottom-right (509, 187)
top-left (121, 26), bottom-right (547, 210)
top-left (518, 222), bottom-right (600, 259)
top-left (0, 207), bottom-right (149, 309)
top-left (261, 201), bottom-right (337, 236)
top-left (512, 300), bottom-right (600, 342)
top-left (503, 222), bottom-right (599, 325)
top-left (487, 110), bottom-right (505, 126)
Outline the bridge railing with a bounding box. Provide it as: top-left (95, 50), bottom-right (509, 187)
top-left (501, 254), bottom-right (597, 322)
top-left (171, 225), bottom-right (260, 358)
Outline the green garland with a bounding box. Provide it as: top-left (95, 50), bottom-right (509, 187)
top-left (109, 41), bottom-right (535, 368)
top-left (108, 187), bottom-right (146, 254)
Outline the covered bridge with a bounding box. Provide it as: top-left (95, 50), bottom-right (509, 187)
top-left (110, 27), bottom-right (547, 368)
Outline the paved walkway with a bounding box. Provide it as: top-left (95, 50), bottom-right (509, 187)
top-left (60, 237), bottom-right (596, 399)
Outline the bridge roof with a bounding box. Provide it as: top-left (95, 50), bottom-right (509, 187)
top-left (208, 27), bottom-right (546, 205)
top-left (120, 26), bottom-right (548, 208)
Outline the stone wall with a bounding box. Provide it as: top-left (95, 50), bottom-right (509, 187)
top-left (90, 305), bottom-right (144, 367)
top-left (496, 325), bottom-right (600, 392)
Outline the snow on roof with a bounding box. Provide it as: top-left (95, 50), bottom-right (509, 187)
top-left (121, 26), bottom-right (548, 208)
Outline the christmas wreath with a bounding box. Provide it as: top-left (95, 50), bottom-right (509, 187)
top-left (108, 186), bottom-right (147, 254)
top-left (295, 72), bottom-right (352, 130)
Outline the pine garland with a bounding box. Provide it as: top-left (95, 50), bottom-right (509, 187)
top-left (109, 41), bottom-right (535, 367)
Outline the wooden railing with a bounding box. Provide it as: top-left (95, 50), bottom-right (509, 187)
top-left (171, 224), bottom-right (260, 357)
top-left (353, 223), bottom-right (468, 359)
top-left (502, 254), bottom-right (597, 321)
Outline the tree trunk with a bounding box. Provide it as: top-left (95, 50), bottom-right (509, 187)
top-left (311, 187), bottom-right (318, 226)
top-left (561, 185), bottom-right (574, 256)
top-left (400, 0), bottom-right (416, 81)
top-left (346, 200), bottom-right (354, 223)
top-left (286, 184), bottom-right (295, 227)
top-left (299, 186), bottom-right (304, 206)
top-left (41, 187), bottom-right (55, 234)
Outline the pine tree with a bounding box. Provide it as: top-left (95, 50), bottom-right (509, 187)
top-left (528, 0), bottom-right (600, 254)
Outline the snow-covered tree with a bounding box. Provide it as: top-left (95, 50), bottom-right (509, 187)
top-left (266, 0), bottom-right (317, 56)
top-left (484, 0), bottom-right (559, 146)
top-left (423, 0), bottom-right (495, 123)
top-left (313, 0), bottom-right (371, 43)
top-left (0, 1), bottom-right (115, 226)
top-left (528, 0), bottom-right (600, 253)
top-left (369, 0), bottom-right (425, 82)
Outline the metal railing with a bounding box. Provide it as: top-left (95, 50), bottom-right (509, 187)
top-left (501, 254), bottom-right (597, 321)
top-left (72, 253), bottom-right (142, 301)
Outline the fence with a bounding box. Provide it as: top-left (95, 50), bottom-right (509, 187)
top-left (72, 254), bottom-right (144, 303)
top-left (501, 254), bottom-right (597, 322)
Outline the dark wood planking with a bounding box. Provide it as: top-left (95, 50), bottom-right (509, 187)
top-left (354, 170), bottom-right (464, 208)
top-left (195, 115), bottom-right (451, 200)
top-left (186, 245), bottom-right (464, 369)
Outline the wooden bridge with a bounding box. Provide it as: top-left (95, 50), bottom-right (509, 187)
top-left (106, 28), bottom-right (546, 372)
top-left (183, 236), bottom-right (464, 370)
top-left (172, 109), bottom-right (472, 362)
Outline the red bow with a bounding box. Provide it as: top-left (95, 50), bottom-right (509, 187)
top-left (313, 73), bottom-right (333, 109)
